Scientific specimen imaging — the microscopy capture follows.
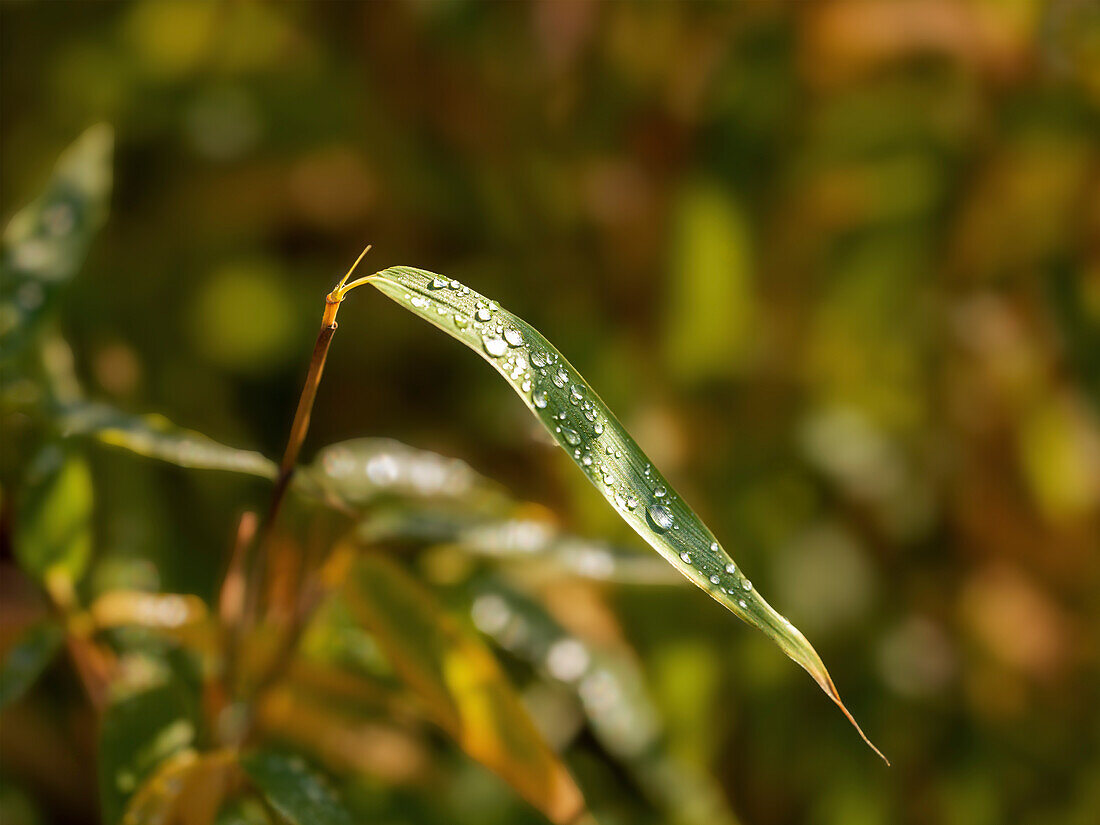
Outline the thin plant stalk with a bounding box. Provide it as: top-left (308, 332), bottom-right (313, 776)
top-left (231, 247), bottom-right (372, 691)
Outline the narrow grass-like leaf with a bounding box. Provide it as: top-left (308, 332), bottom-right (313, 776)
top-left (308, 437), bottom-right (511, 513)
top-left (0, 124), bottom-right (113, 368)
top-left (344, 553), bottom-right (587, 823)
top-left (59, 401), bottom-right (277, 480)
top-left (366, 266), bottom-right (887, 762)
top-left (0, 620), bottom-right (65, 708)
top-left (240, 750), bottom-right (353, 825)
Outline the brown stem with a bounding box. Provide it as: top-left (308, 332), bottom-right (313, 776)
top-left (237, 298), bottom-right (341, 663)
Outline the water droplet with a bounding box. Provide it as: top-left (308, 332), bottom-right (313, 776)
top-left (654, 486), bottom-right (666, 498)
top-left (594, 422), bottom-right (604, 435)
top-left (504, 328), bottom-right (524, 347)
top-left (647, 504), bottom-right (674, 532)
top-left (738, 599), bottom-right (747, 609)
top-left (743, 580), bottom-right (752, 592)
top-left (475, 307), bottom-right (491, 322)
top-left (581, 453), bottom-right (593, 466)
top-left (552, 366), bottom-right (568, 388)
top-left (570, 384), bottom-right (585, 400)
top-left (532, 389), bottom-right (548, 408)
top-left (454, 314), bottom-right (468, 329)
top-left (679, 551), bottom-right (692, 563)
top-left (521, 379), bottom-right (531, 392)
top-left (449, 279), bottom-right (460, 289)
top-left (561, 427), bottom-right (581, 446)
top-left (531, 350), bottom-right (547, 367)
top-left (483, 336), bottom-right (508, 357)
top-left (625, 495), bottom-right (638, 510)
top-left (709, 574), bottom-right (720, 585)
top-left (725, 562), bottom-right (736, 574)
top-left (489, 301), bottom-right (499, 311)
top-left (710, 542), bottom-right (719, 553)
top-left (429, 278), bottom-right (447, 289)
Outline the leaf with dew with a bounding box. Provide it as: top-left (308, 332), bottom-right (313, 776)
top-left (362, 265), bottom-right (887, 763)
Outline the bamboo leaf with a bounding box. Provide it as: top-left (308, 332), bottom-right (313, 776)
top-left (239, 750), bottom-right (353, 825)
top-left (59, 401), bottom-right (277, 480)
top-left (344, 552), bottom-right (587, 824)
top-left (0, 620), bottom-right (65, 709)
top-left (365, 266), bottom-right (887, 763)
top-left (0, 124), bottom-right (113, 368)
top-left (309, 437), bottom-right (511, 513)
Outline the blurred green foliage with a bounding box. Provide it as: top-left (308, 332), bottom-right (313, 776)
top-left (2, 1), bottom-right (1100, 825)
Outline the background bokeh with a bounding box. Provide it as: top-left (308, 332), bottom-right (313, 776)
top-left (2, 1), bottom-right (1099, 824)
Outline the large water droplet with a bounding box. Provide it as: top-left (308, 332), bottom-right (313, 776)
top-left (562, 427), bottom-right (581, 446)
top-left (475, 307), bottom-right (491, 322)
top-left (743, 580), bottom-right (752, 592)
top-left (679, 551), bottom-right (692, 563)
top-left (594, 422), bottom-right (604, 435)
top-left (429, 278), bottom-right (447, 289)
top-left (532, 389), bottom-right (548, 409)
top-left (710, 541), bottom-right (719, 553)
top-left (531, 350), bottom-right (547, 367)
top-left (647, 504), bottom-right (674, 532)
top-left (483, 336), bottom-right (508, 357)
top-left (454, 314), bottom-right (468, 329)
top-left (503, 328), bottom-right (524, 347)
top-left (725, 562), bottom-right (736, 574)
top-left (570, 384), bottom-right (585, 400)
top-left (709, 574), bottom-right (720, 585)
top-left (552, 366), bottom-right (568, 388)
top-left (654, 486), bottom-right (666, 498)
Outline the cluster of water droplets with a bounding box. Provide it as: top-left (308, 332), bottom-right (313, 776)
top-left (411, 272), bottom-right (756, 611)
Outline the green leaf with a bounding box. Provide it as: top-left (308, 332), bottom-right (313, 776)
top-left (15, 444), bottom-right (94, 589)
top-left (344, 553), bottom-right (587, 824)
top-left (240, 750), bottom-right (352, 825)
top-left (365, 265), bottom-right (887, 763)
top-left (308, 436), bottom-right (511, 514)
top-left (0, 124), bottom-right (113, 368)
top-left (99, 683), bottom-right (200, 825)
top-left (59, 401), bottom-right (277, 480)
top-left (0, 620), bottom-right (65, 708)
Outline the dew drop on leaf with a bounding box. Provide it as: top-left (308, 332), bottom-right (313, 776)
top-left (483, 336), bottom-right (508, 357)
top-left (647, 504), bottom-right (674, 533)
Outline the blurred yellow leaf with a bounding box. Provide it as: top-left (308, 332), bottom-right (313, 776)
top-left (344, 552), bottom-right (586, 824)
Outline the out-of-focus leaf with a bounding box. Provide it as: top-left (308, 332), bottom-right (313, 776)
top-left (0, 620), bottom-right (65, 708)
top-left (664, 180), bottom-right (755, 381)
top-left (344, 552), bottom-right (587, 824)
top-left (90, 591), bottom-right (215, 654)
top-left (0, 124), bottom-right (113, 367)
top-left (364, 266), bottom-right (887, 762)
top-left (239, 750), bottom-right (352, 825)
top-left (469, 578), bottom-right (740, 825)
top-left (214, 798), bottom-right (272, 825)
top-left (59, 401), bottom-right (277, 480)
top-left (99, 682), bottom-right (200, 825)
top-left (308, 437), bottom-right (512, 513)
top-left (15, 444), bottom-right (93, 591)
top-left (122, 749), bottom-right (235, 825)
